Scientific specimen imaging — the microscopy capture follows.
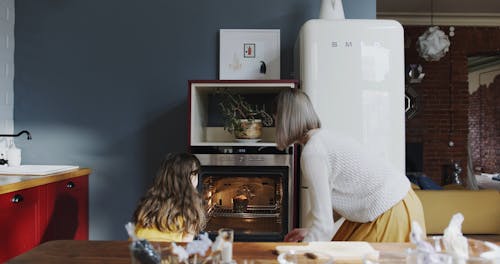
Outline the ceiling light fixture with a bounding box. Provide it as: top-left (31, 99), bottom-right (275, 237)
top-left (416, 0), bottom-right (451, 62)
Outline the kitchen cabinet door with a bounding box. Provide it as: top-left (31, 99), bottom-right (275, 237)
top-left (0, 186), bottom-right (45, 262)
top-left (42, 175), bottom-right (89, 241)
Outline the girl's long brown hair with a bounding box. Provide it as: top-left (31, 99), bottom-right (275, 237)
top-left (133, 153), bottom-right (205, 235)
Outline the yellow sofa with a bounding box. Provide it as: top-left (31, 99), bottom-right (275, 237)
top-left (415, 190), bottom-right (500, 241)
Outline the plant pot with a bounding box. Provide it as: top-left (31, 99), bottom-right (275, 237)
top-left (234, 119), bottom-right (262, 139)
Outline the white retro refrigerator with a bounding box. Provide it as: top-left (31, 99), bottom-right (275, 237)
top-left (295, 19), bottom-right (405, 228)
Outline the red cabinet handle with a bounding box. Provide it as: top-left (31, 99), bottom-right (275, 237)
top-left (66, 181), bottom-right (75, 188)
top-left (11, 194), bottom-right (24, 203)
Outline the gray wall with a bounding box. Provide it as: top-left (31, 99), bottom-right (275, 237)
top-left (14, 0), bottom-right (375, 240)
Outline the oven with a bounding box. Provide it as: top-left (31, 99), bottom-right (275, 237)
top-left (192, 146), bottom-right (296, 242)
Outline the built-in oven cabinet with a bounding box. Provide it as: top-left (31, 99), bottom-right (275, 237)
top-left (188, 80), bottom-right (297, 147)
top-left (189, 80), bottom-right (299, 242)
top-left (199, 165), bottom-right (289, 241)
top-left (193, 150), bottom-right (297, 242)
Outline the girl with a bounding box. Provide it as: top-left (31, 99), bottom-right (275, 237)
top-left (133, 153), bottom-right (205, 242)
top-left (275, 89), bottom-right (426, 242)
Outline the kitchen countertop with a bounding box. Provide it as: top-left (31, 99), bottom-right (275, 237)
top-left (0, 168), bottom-right (91, 194)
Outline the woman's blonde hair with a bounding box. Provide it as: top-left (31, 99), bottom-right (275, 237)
top-left (133, 153), bottom-right (205, 235)
top-left (275, 89), bottom-right (321, 150)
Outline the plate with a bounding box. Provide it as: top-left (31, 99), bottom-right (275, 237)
top-left (276, 242), bottom-right (377, 261)
top-left (235, 138), bottom-right (262, 143)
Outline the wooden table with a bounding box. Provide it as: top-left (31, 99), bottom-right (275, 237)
top-left (7, 240), bottom-right (413, 264)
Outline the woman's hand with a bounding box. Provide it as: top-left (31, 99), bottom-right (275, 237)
top-left (284, 228), bottom-right (309, 242)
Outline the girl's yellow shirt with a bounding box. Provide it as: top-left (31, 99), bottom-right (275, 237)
top-left (135, 216), bottom-right (189, 242)
top-left (135, 225), bottom-right (185, 242)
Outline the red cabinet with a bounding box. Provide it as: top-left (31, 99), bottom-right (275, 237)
top-left (0, 186), bottom-right (45, 262)
top-left (0, 174), bottom-right (89, 262)
top-left (42, 175), bottom-right (89, 241)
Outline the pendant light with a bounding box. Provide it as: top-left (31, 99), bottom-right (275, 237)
top-left (416, 0), bottom-right (450, 62)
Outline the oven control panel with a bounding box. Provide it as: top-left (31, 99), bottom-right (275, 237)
top-left (194, 153), bottom-right (291, 167)
top-left (190, 146), bottom-right (293, 155)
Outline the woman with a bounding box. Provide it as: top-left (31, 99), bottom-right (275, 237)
top-left (275, 89), bottom-right (426, 242)
top-left (132, 153), bottom-right (205, 242)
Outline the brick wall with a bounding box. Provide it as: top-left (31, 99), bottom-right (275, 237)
top-left (404, 26), bottom-right (500, 185)
top-left (0, 0), bottom-right (14, 136)
top-left (469, 76), bottom-right (500, 173)
top-left (497, 78), bottom-right (500, 172)
top-left (469, 85), bottom-right (481, 171)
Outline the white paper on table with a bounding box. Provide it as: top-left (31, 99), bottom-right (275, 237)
top-left (276, 241), bottom-right (378, 261)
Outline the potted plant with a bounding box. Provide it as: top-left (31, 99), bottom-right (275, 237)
top-left (217, 89), bottom-right (273, 141)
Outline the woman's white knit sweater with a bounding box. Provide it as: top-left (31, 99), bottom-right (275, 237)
top-left (301, 129), bottom-right (410, 241)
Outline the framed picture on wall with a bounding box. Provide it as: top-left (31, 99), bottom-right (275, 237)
top-left (219, 29), bottom-right (280, 80)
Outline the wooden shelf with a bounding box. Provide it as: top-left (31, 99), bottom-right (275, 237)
top-left (189, 80), bottom-right (297, 147)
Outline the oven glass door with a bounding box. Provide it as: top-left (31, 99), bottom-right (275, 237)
top-left (199, 166), bottom-right (289, 241)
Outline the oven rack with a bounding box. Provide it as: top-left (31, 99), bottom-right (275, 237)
top-left (207, 204), bottom-right (280, 218)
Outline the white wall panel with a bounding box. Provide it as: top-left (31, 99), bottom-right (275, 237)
top-left (0, 0), bottom-right (14, 135)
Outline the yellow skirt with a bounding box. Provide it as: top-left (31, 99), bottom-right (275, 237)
top-left (332, 189), bottom-right (426, 242)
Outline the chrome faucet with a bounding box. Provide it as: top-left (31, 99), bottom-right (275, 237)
top-left (0, 130), bottom-right (32, 140)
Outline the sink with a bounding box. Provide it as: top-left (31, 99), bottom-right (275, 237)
top-left (0, 175), bottom-right (42, 185)
top-left (0, 165), bottom-right (79, 176)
